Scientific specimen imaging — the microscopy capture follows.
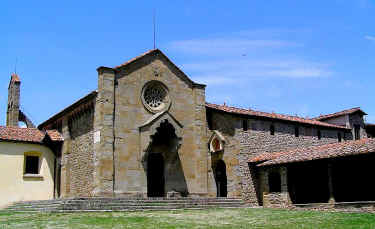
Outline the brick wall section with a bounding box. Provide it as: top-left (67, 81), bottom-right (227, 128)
top-left (209, 110), bottom-right (349, 205)
top-left (67, 110), bottom-right (95, 196)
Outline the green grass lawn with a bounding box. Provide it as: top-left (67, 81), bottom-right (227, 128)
top-left (1, 208), bottom-right (375, 229)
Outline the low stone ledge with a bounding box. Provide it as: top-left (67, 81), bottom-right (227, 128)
top-left (290, 201), bottom-right (375, 213)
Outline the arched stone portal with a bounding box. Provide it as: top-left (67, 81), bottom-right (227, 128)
top-left (214, 160), bottom-right (227, 197)
top-left (145, 119), bottom-right (188, 197)
top-left (147, 153), bottom-right (165, 197)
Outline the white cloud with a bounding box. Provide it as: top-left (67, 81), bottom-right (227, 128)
top-left (168, 38), bottom-right (301, 55)
top-left (186, 59), bottom-right (332, 85)
top-left (166, 29), bottom-right (333, 86)
top-left (365, 35), bottom-right (375, 41)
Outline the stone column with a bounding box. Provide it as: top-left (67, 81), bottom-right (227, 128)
top-left (93, 67), bottom-right (116, 197)
top-left (280, 166), bottom-right (291, 206)
top-left (260, 169), bottom-right (269, 206)
top-left (60, 117), bottom-right (71, 198)
top-left (327, 163), bottom-right (335, 204)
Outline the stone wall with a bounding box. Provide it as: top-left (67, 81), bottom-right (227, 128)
top-left (66, 110), bottom-right (95, 197)
top-left (349, 113), bottom-right (366, 139)
top-left (263, 192), bottom-right (290, 208)
top-left (111, 52), bottom-right (208, 197)
top-left (209, 110), bottom-right (349, 205)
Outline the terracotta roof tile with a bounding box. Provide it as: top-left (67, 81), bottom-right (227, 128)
top-left (314, 107), bottom-right (367, 120)
top-left (114, 49), bottom-right (157, 69)
top-left (0, 126), bottom-right (63, 143)
top-left (0, 126), bottom-right (45, 143)
top-left (250, 138), bottom-right (375, 166)
top-left (46, 130), bottom-right (64, 141)
top-left (206, 103), bottom-right (349, 129)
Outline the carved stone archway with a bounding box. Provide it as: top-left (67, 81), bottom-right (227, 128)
top-left (139, 111), bottom-right (187, 197)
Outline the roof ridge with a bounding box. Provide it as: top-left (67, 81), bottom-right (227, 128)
top-left (205, 102), bottom-right (349, 129)
top-left (250, 138), bottom-right (374, 166)
top-left (113, 49), bottom-right (158, 69)
top-left (313, 107), bottom-right (366, 120)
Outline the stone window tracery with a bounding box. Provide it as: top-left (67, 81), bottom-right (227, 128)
top-left (141, 81), bottom-right (171, 113)
top-left (144, 85), bottom-right (166, 109)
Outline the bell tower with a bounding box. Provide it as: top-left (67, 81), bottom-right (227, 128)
top-left (6, 73), bottom-right (21, 127)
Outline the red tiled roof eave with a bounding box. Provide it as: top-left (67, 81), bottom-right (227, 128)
top-left (249, 138), bottom-right (375, 167)
top-left (0, 126), bottom-right (63, 143)
top-left (46, 130), bottom-right (64, 141)
top-left (314, 107), bottom-right (367, 120)
top-left (206, 103), bottom-right (349, 130)
top-left (113, 49), bottom-right (158, 69)
top-left (109, 49), bottom-right (205, 88)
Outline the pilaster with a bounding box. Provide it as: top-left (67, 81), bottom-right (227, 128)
top-left (193, 84), bottom-right (208, 195)
top-left (93, 67), bottom-right (116, 197)
top-left (60, 117), bottom-right (71, 197)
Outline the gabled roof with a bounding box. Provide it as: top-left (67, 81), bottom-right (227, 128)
top-left (100, 49), bottom-right (205, 88)
top-left (206, 103), bottom-right (349, 130)
top-left (314, 107), bottom-right (367, 121)
top-left (249, 138), bottom-right (375, 166)
top-left (0, 126), bottom-right (63, 143)
top-left (38, 90), bottom-right (97, 129)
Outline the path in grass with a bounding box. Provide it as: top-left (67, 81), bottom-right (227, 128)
top-left (1, 208), bottom-right (375, 229)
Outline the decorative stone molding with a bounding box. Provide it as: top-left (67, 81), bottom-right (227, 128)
top-left (209, 130), bottom-right (226, 153)
top-left (139, 111), bottom-right (183, 159)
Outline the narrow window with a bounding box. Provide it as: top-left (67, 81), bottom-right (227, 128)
top-left (317, 130), bottom-right (321, 140)
top-left (242, 120), bottom-right (248, 131)
top-left (207, 110), bottom-right (213, 130)
top-left (269, 172), bottom-right (281, 192)
top-left (25, 156), bottom-right (39, 174)
top-left (338, 133), bottom-right (342, 142)
top-left (295, 126), bottom-right (299, 137)
top-left (354, 125), bottom-right (360, 140)
top-left (270, 124), bottom-right (275, 135)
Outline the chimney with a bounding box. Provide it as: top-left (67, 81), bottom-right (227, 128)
top-left (6, 73), bottom-right (21, 126)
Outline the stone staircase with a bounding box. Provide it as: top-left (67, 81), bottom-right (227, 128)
top-left (3, 198), bottom-right (246, 212)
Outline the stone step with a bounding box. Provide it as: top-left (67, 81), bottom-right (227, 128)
top-left (5, 198), bottom-right (246, 212)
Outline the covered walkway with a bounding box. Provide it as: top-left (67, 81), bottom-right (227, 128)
top-left (249, 138), bottom-right (375, 206)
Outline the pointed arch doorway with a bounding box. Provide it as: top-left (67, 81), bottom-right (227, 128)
top-left (214, 160), bottom-right (227, 197)
top-left (147, 153), bottom-right (165, 197)
top-left (145, 119), bottom-right (187, 197)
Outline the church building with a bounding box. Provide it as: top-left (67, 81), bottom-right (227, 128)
top-left (2, 49), bottom-right (375, 208)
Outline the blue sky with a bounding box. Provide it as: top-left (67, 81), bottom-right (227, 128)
top-left (1, 0), bottom-right (374, 126)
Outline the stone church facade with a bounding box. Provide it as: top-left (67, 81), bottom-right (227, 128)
top-left (5, 49), bottom-right (374, 207)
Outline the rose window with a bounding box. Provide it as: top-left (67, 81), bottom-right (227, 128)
top-left (144, 85), bottom-right (166, 108)
top-left (142, 81), bottom-right (171, 113)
